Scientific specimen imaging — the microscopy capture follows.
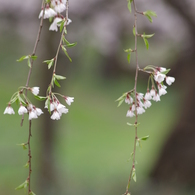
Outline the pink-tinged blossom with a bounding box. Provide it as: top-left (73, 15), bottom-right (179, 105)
top-left (156, 67), bottom-right (166, 72)
top-left (145, 90), bottom-right (152, 100)
top-left (35, 108), bottom-right (43, 116)
top-left (31, 87), bottom-right (39, 96)
top-left (131, 103), bottom-right (135, 111)
top-left (51, 0), bottom-right (66, 13)
top-left (166, 76), bottom-right (175, 86)
top-left (154, 72), bottom-right (166, 83)
top-left (126, 108), bottom-right (135, 118)
top-left (143, 99), bottom-right (152, 109)
top-left (125, 94), bottom-right (133, 104)
top-left (39, 7), bottom-right (57, 19)
top-left (153, 91), bottom-right (160, 102)
top-left (51, 110), bottom-right (61, 120)
top-left (136, 93), bottom-right (144, 100)
top-left (158, 84), bottom-right (167, 96)
top-left (65, 96), bottom-right (74, 106)
top-left (137, 106), bottom-right (145, 115)
top-left (49, 17), bottom-right (62, 31)
top-left (18, 105), bottom-right (28, 115)
top-left (4, 105), bottom-right (15, 115)
top-left (29, 110), bottom-right (38, 120)
top-left (57, 103), bottom-right (68, 115)
top-left (150, 87), bottom-right (155, 97)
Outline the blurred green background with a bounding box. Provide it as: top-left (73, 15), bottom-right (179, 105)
top-left (0, 0), bottom-right (194, 195)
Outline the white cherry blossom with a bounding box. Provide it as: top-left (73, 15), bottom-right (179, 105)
top-left (51, 110), bottom-right (61, 120)
top-left (166, 76), bottom-right (175, 86)
top-left (126, 108), bottom-right (135, 117)
top-left (31, 87), bottom-right (39, 96)
top-left (4, 105), bottom-right (15, 115)
top-left (18, 105), bottom-right (28, 115)
top-left (65, 96), bottom-right (74, 106)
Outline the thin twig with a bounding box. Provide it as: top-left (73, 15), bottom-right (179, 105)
top-left (27, 120), bottom-right (32, 194)
top-left (21, 0), bottom-right (46, 126)
top-left (125, 0), bottom-right (139, 194)
top-left (49, 0), bottom-right (69, 94)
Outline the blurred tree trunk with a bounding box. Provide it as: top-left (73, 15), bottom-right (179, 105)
top-left (151, 0), bottom-right (195, 188)
top-left (36, 24), bottom-right (62, 194)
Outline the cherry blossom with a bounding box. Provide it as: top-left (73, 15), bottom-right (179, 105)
top-left (4, 105), bottom-right (15, 115)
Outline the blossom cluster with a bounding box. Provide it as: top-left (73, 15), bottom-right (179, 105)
top-left (39, 0), bottom-right (72, 32)
top-left (3, 86), bottom-right (74, 121)
top-left (45, 96), bottom-right (74, 120)
top-left (125, 66), bottom-right (175, 118)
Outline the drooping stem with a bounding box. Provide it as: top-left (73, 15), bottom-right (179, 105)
top-left (27, 120), bottom-right (32, 195)
top-left (49, 0), bottom-right (69, 94)
top-left (125, 0), bottom-right (139, 193)
top-left (21, 0), bottom-right (46, 126)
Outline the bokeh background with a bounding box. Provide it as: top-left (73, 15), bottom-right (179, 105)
top-left (0, 0), bottom-right (195, 195)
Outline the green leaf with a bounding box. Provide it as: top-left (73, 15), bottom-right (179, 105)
top-left (143, 38), bottom-right (149, 50)
top-left (28, 58), bottom-right (31, 68)
top-left (54, 78), bottom-right (61, 87)
top-left (116, 92), bottom-right (127, 102)
top-left (29, 191), bottom-right (36, 195)
top-left (117, 98), bottom-right (124, 107)
top-left (141, 33), bottom-right (155, 39)
top-left (15, 180), bottom-right (28, 190)
top-left (17, 143), bottom-right (27, 150)
top-left (140, 135), bottom-right (149, 141)
top-left (59, 20), bottom-right (65, 32)
top-left (17, 55), bottom-right (29, 62)
top-left (54, 74), bottom-right (66, 80)
top-left (43, 59), bottom-right (54, 69)
top-left (66, 42), bottom-right (77, 48)
top-left (47, 98), bottom-right (51, 114)
top-left (61, 45), bottom-right (72, 62)
top-left (133, 26), bottom-right (136, 36)
top-left (127, 53), bottom-right (131, 64)
top-left (124, 48), bottom-right (133, 53)
top-left (127, 122), bottom-right (133, 126)
top-left (62, 36), bottom-right (70, 45)
top-left (161, 69), bottom-right (170, 75)
top-left (127, 0), bottom-right (132, 13)
top-left (34, 95), bottom-right (47, 101)
top-left (24, 162), bottom-right (29, 168)
top-left (31, 55), bottom-right (37, 60)
top-left (132, 168), bottom-right (136, 182)
top-left (136, 139), bottom-right (142, 148)
top-left (143, 10), bottom-right (157, 23)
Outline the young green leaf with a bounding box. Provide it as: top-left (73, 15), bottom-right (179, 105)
top-left (62, 36), bottom-right (70, 45)
top-left (29, 191), bottom-right (36, 195)
top-left (161, 69), bottom-right (171, 75)
top-left (143, 38), bottom-right (149, 50)
top-left (127, 52), bottom-right (131, 64)
top-left (141, 33), bottom-right (155, 39)
top-left (31, 55), bottom-right (37, 60)
top-left (17, 143), bottom-right (27, 150)
top-left (17, 55), bottom-right (29, 62)
top-left (54, 74), bottom-right (66, 80)
top-left (117, 98), bottom-right (124, 107)
top-left (116, 92), bottom-right (127, 102)
top-left (127, 0), bottom-right (132, 13)
top-left (24, 162), bottom-right (29, 168)
top-left (140, 135), bottom-right (149, 141)
top-left (34, 96), bottom-right (47, 101)
top-left (47, 98), bottom-right (51, 114)
top-left (132, 168), bottom-right (136, 182)
top-left (61, 45), bottom-right (72, 62)
top-left (54, 78), bottom-right (61, 87)
top-left (28, 58), bottom-right (31, 68)
top-left (143, 10), bottom-right (157, 23)
top-left (59, 20), bottom-right (65, 32)
top-left (15, 180), bottom-right (28, 190)
top-left (43, 59), bottom-right (54, 69)
top-left (66, 42), bottom-right (77, 48)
